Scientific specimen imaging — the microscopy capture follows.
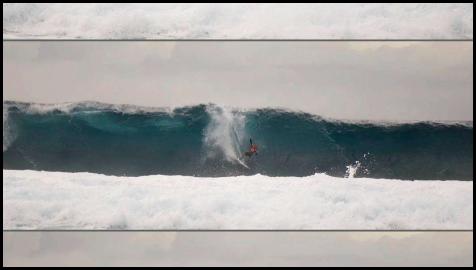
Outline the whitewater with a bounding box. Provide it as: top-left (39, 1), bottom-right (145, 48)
top-left (3, 3), bottom-right (473, 39)
top-left (3, 170), bottom-right (472, 230)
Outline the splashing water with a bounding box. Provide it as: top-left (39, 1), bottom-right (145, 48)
top-left (204, 105), bottom-right (247, 165)
top-left (345, 161), bottom-right (361, 179)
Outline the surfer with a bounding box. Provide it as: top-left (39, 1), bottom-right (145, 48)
top-left (244, 138), bottom-right (258, 158)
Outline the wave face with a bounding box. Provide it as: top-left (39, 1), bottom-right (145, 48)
top-left (3, 101), bottom-right (473, 180)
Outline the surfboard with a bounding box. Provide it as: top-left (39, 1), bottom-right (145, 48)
top-left (231, 126), bottom-right (249, 169)
top-left (236, 157), bottom-right (250, 169)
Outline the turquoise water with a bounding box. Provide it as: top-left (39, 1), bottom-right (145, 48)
top-left (3, 101), bottom-right (473, 180)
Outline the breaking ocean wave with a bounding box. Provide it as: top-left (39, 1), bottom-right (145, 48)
top-left (3, 101), bottom-right (473, 180)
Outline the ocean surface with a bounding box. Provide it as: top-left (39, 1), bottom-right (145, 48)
top-left (3, 101), bottom-right (473, 180)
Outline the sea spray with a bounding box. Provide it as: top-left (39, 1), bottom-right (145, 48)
top-left (204, 105), bottom-right (247, 164)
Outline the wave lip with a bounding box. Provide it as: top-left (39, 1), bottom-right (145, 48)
top-left (3, 101), bottom-right (473, 180)
top-left (3, 169), bottom-right (473, 230)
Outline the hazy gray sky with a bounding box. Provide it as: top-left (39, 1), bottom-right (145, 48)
top-left (3, 232), bottom-right (473, 267)
top-left (3, 41), bottom-right (473, 121)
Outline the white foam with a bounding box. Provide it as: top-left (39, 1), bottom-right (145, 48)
top-left (3, 169), bottom-right (472, 230)
top-left (345, 161), bottom-right (361, 179)
top-left (3, 101), bottom-right (175, 115)
top-left (3, 3), bottom-right (473, 39)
